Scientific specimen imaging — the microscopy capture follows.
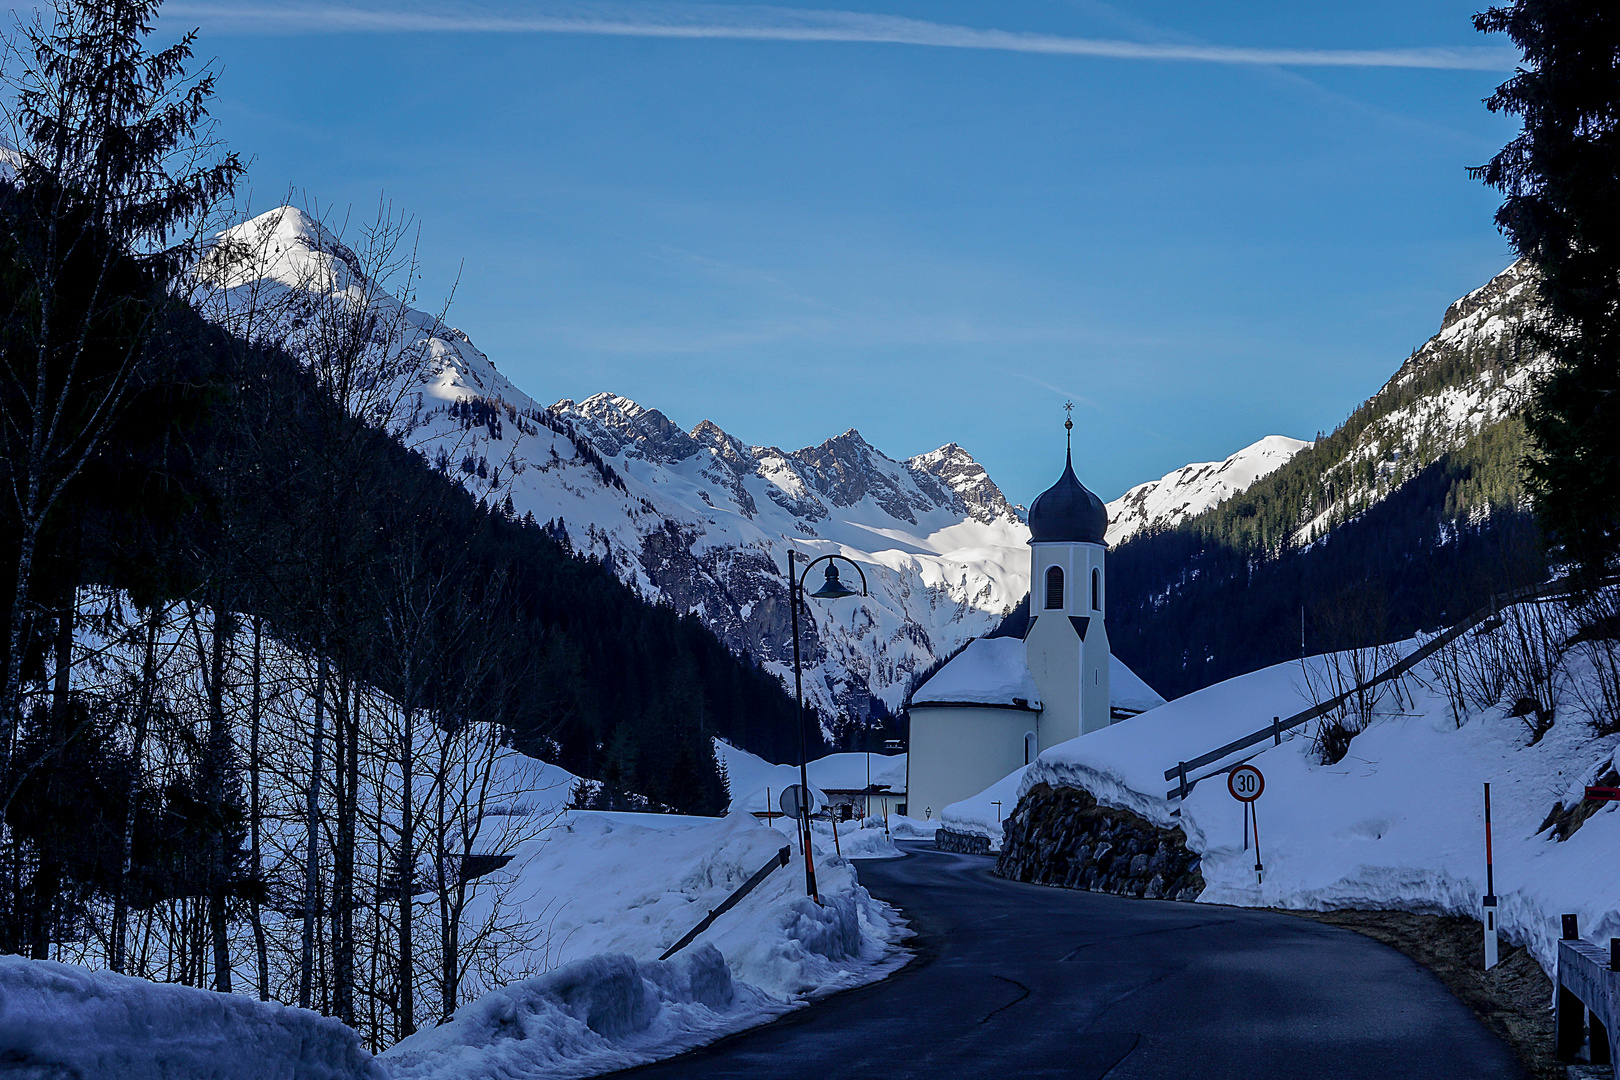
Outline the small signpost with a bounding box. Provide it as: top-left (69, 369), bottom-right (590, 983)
top-left (1483, 782), bottom-right (1499, 971)
top-left (1228, 764), bottom-right (1264, 885)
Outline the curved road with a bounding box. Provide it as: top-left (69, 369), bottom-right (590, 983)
top-left (624, 841), bottom-right (1523, 1080)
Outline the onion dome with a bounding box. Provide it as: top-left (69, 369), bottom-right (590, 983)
top-left (1028, 448), bottom-right (1108, 545)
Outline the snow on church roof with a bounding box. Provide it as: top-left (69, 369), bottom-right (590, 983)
top-left (1110, 655), bottom-right (1166, 713)
top-left (910, 637), bottom-right (1043, 710)
top-left (910, 637), bottom-right (1166, 714)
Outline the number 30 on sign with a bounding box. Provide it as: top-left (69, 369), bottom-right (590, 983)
top-left (1228, 764), bottom-right (1264, 802)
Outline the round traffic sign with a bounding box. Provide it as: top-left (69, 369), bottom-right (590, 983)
top-left (780, 784), bottom-right (820, 821)
top-left (1228, 764), bottom-right (1264, 803)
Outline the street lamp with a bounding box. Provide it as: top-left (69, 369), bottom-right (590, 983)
top-left (787, 549), bottom-right (868, 900)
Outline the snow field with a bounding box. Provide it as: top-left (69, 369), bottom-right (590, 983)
top-left (0, 956), bottom-right (383, 1080)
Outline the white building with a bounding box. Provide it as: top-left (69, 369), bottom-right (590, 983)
top-left (905, 432), bottom-right (1164, 819)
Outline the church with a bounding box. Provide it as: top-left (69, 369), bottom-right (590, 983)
top-left (906, 420), bottom-right (1165, 819)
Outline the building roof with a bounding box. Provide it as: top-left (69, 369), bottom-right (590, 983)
top-left (1027, 450), bottom-right (1108, 545)
top-left (910, 637), bottom-right (1043, 710)
top-left (910, 636), bottom-right (1166, 715)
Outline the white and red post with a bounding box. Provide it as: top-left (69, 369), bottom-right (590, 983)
top-left (1482, 781), bottom-right (1498, 970)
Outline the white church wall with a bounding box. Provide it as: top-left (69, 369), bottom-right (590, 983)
top-left (906, 704), bottom-right (1037, 823)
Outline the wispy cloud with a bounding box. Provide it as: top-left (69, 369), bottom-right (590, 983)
top-left (165, 2), bottom-right (1516, 71)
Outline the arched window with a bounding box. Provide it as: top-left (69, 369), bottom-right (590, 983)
top-left (1024, 731), bottom-right (1037, 765)
top-left (1092, 567), bottom-right (1102, 612)
top-left (1044, 566), bottom-right (1064, 610)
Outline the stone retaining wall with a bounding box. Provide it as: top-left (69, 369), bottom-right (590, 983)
top-left (933, 828), bottom-right (992, 855)
top-left (994, 782), bottom-right (1203, 902)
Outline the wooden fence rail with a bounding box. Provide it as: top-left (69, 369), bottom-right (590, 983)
top-left (659, 845), bottom-right (792, 961)
top-left (1557, 915), bottom-right (1618, 1077)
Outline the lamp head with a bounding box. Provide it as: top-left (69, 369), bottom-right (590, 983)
top-left (809, 561), bottom-right (858, 600)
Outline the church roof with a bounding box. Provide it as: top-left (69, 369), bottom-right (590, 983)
top-left (910, 637), bottom-right (1166, 714)
top-left (910, 638), bottom-right (1042, 711)
top-left (1027, 449), bottom-right (1108, 545)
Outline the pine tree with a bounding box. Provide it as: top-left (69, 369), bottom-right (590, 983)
top-left (1473, 0), bottom-right (1620, 581)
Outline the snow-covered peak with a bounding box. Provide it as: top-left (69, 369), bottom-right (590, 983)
top-left (201, 206), bottom-right (358, 293)
top-left (1106, 434), bottom-right (1312, 546)
top-left (553, 393), bottom-right (700, 463)
top-left (906, 443), bottom-right (1018, 527)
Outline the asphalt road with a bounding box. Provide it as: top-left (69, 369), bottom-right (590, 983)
top-left (620, 841), bottom-right (1523, 1080)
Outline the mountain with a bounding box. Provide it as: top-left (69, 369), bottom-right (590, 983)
top-left (198, 208), bottom-right (1030, 730)
top-left (1106, 260), bottom-right (1547, 698)
top-left (1105, 435), bottom-right (1312, 546)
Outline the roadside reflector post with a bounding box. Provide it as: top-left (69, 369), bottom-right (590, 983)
top-left (1483, 782), bottom-right (1498, 971)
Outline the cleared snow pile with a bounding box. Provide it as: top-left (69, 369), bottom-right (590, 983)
top-left (807, 817), bottom-right (904, 859)
top-left (998, 601), bottom-right (1620, 975)
top-left (381, 945), bottom-right (761, 1080)
top-left (0, 955), bottom-right (381, 1080)
top-left (939, 765), bottom-right (1029, 851)
top-left (473, 809), bottom-right (907, 1002)
top-left (387, 810), bottom-right (906, 1077)
top-left (886, 815), bottom-right (941, 839)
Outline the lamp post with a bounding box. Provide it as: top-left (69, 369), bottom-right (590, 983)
top-left (787, 549), bottom-right (868, 900)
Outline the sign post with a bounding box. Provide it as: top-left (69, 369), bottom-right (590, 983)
top-left (1228, 764), bottom-right (1265, 885)
top-left (1483, 782), bottom-right (1499, 971)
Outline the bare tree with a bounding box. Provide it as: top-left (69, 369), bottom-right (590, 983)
top-left (1569, 589), bottom-right (1620, 736)
top-left (1497, 599), bottom-right (1572, 742)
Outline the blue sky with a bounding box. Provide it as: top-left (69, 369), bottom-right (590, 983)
top-left (166, 1), bottom-right (1522, 505)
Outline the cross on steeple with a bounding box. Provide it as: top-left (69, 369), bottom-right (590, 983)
top-left (1064, 401), bottom-right (1074, 452)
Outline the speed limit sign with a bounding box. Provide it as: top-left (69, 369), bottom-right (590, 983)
top-left (1228, 764), bottom-right (1264, 802)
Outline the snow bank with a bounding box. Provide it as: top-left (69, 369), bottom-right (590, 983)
top-left (381, 945), bottom-right (767, 1080)
top-left (1188, 692), bottom-right (1620, 974)
top-left (996, 626), bottom-right (1620, 976)
top-left (939, 765), bottom-right (1028, 849)
top-left (0, 955), bottom-right (381, 1080)
top-left (808, 817), bottom-right (904, 859)
top-left (886, 815), bottom-right (940, 839)
top-left (477, 810), bottom-right (907, 1002)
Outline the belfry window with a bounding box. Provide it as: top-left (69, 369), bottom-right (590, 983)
top-left (1092, 567), bottom-right (1102, 612)
top-left (1044, 566), bottom-right (1064, 610)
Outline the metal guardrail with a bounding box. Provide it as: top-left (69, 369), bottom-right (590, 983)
top-left (659, 845), bottom-right (792, 961)
top-left (1557, 916), bottom-right (1618, 1076)
top-left (1162, 575), bottom-right (1612, 802)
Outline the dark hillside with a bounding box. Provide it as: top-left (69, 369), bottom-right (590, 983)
top-left (68, 297), bottom-right (812, 811)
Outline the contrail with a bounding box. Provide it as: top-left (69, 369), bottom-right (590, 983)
top-left (164, 2), bottom-right (1516, 71)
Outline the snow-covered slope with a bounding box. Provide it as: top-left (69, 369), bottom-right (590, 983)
top-left (945, 592), bottom-right (1620, 976)
top-left (1289, 259), bottom-right (1542, 545)
top-left (1105, 435), bottom-right (1311, 546)
top-left (197, 207), bottom-right (1030, 721)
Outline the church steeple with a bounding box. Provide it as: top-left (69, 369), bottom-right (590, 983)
top-left (1028, 408), bottom-right (1107, 546)
top-left (1025, 406), bottom-right (1112, 740)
